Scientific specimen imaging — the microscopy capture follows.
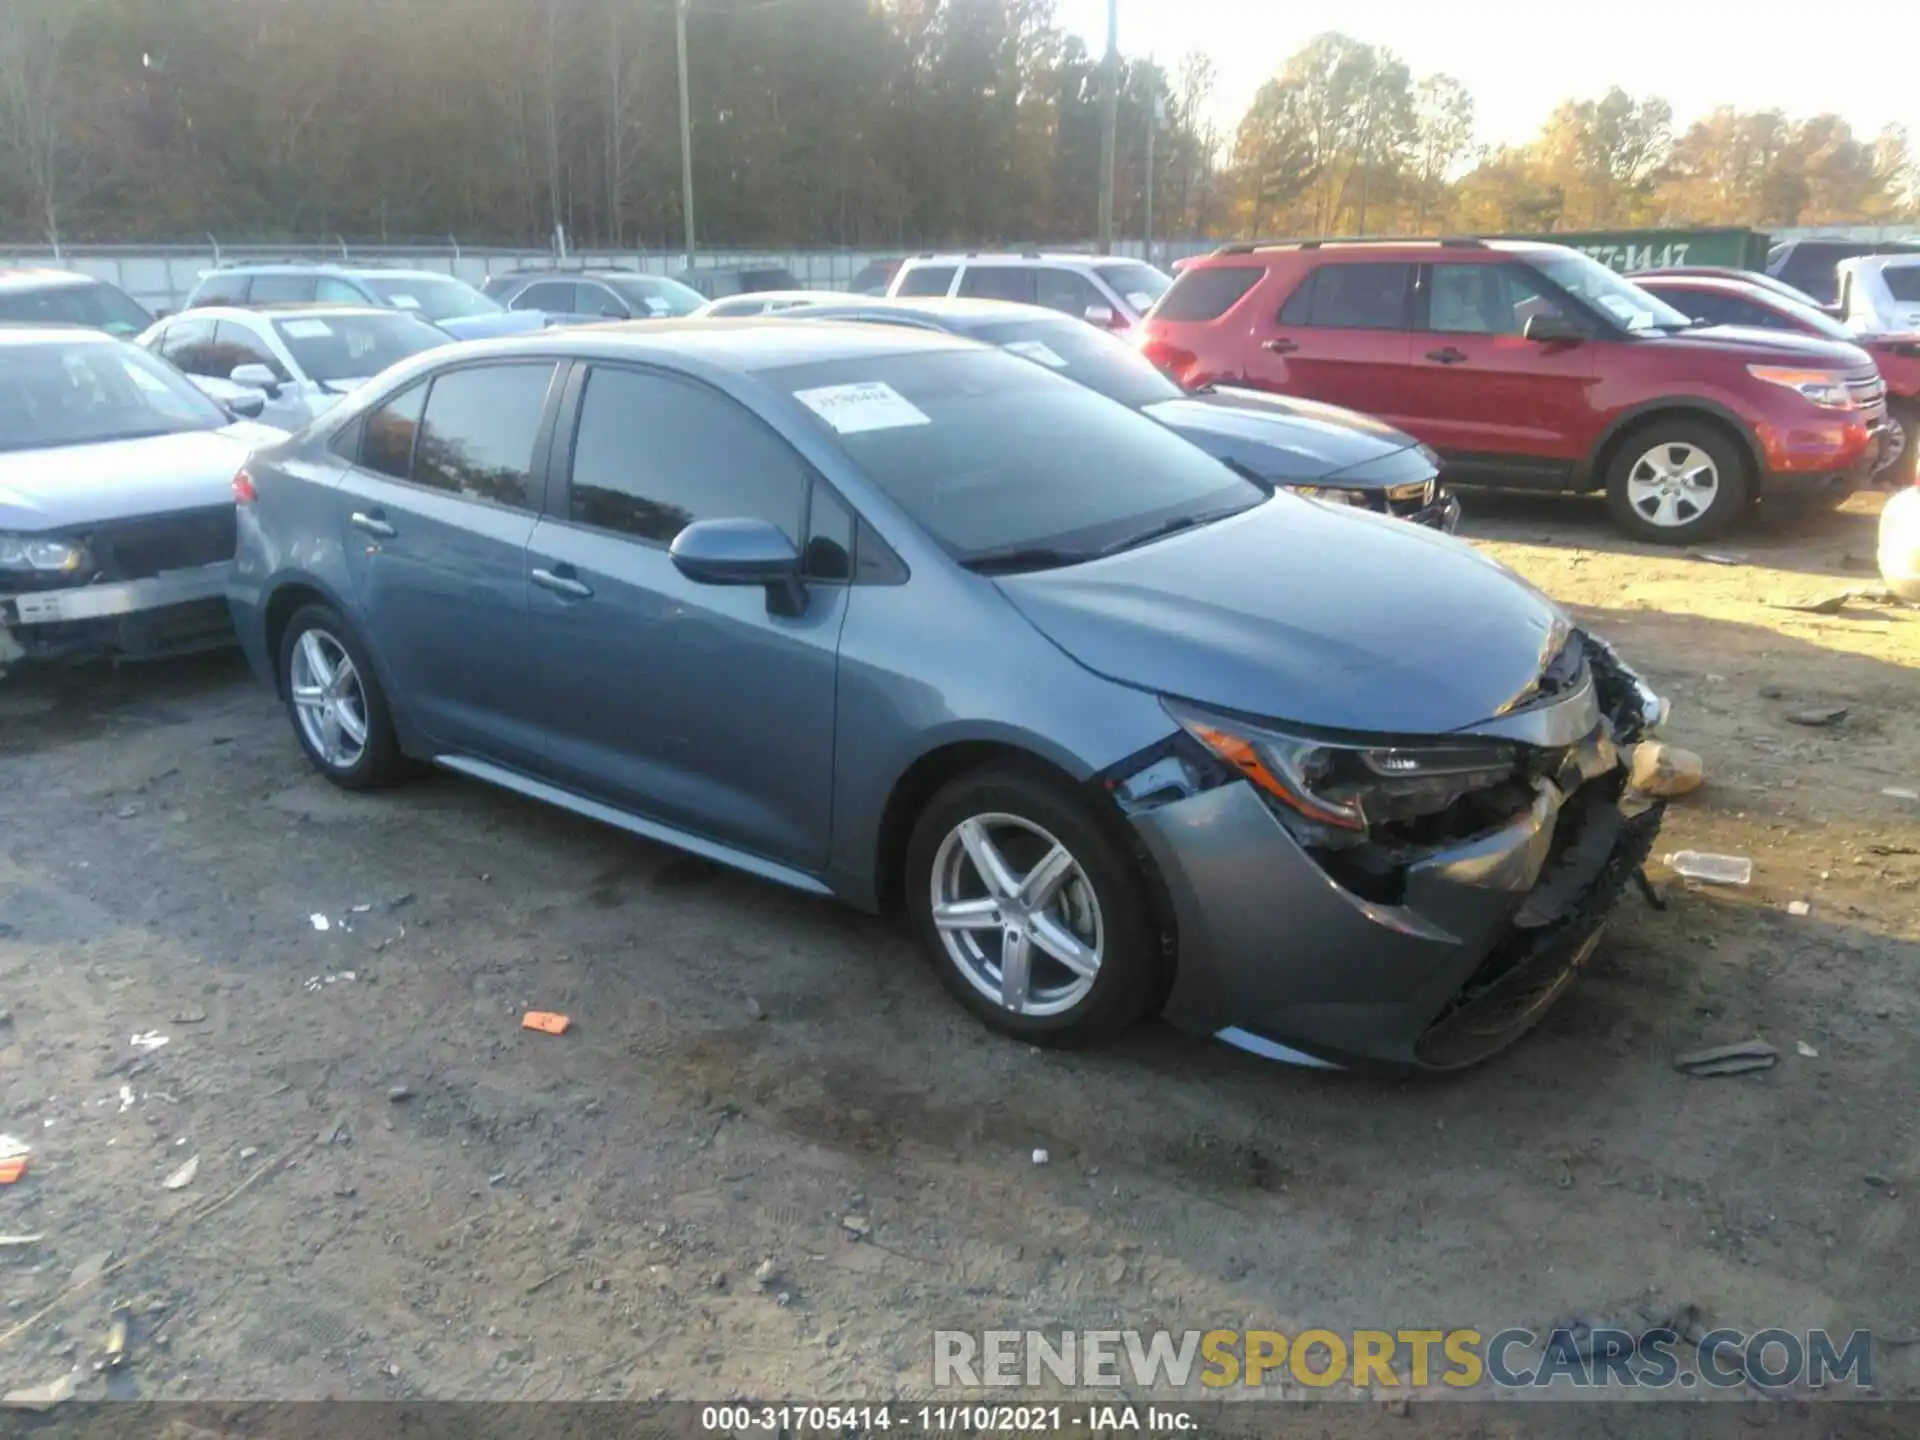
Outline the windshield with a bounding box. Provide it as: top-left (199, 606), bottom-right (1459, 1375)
top-left (605, 275), bottom-right (705, 317)
top-left (0, 280), bottom-right (153, 337)
top-left (0, 339), bottom-right (227, 452)
top-left (1765, 292), bottom-right (1856, 340)
top-left (1096, 262), bottom-right (1173, 315)
top-left (969, 318), bottom-right (1184, 409)
top-left (271, 312), bottom-right (448, 384)
top-left (771, 348), bottom-right (1264, 567)
top-left (1530, 252), bottom-right (1693, 333)
top-left (364, 275), bottom-right (503, 322)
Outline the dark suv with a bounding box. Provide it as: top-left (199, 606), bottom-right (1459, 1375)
top-left (1139, 239), bottom-right (1892, 542)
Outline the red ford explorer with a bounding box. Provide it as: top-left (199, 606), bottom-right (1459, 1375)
top-left (1138, 239), bottom-right (1893, 542)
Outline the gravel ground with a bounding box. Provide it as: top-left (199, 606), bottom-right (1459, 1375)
top-left (0, 491), bottom-right (1915, 1411)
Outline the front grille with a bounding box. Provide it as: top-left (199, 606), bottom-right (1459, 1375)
top-left (1848, 370), bottom-right (1888, 413)
top-left (85, 506), bottom-right (236, 581)
top-left (1385, 478), bottom-right (1436, 516)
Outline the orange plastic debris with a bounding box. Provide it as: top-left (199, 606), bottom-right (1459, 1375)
top-left (0, 1158), bottom-right (26, 1185)
top-left (521, 1011), bottom-right (572, 1036)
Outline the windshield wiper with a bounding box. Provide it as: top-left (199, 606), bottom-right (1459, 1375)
top-left (1094, 505), bottom-right (1249, 559)
top-left (961, 545), bottom-right (1090, 575)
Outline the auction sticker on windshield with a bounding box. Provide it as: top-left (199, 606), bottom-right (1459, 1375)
top-left (283, 319), bottom-right (333, 338)
top-left (794, 381), bottom-right (930, 434)
top-left (1002, 340), bottom-right (1068, 368)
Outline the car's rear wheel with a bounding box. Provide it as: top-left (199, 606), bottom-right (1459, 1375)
top-left (1604, 421), bottom-right (1750, 543)
top-left (278, 604), bottom-right (411, 791)
top-left (905, 765), bottom-right (1162, 1046)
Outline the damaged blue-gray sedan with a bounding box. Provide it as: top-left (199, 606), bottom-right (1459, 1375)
top-left (227, 320), bottom-right (1669, 1071)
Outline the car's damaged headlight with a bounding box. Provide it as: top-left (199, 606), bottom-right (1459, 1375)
top-left (0, 534), bottom-right (87, 574)
top-left (1163, 698), bottom-right (1520, 834)
top-left (1287, 485), bottom-right (1367, 507)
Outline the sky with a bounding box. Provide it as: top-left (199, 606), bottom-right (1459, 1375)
top-left (1054, 0), bottom-right (1920, 149)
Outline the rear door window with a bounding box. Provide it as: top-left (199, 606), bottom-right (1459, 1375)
top-left (1278, 263), bottom-right (1412, 328)
top-left (1884, 267), bottom-right (1920, 303)
top-left (410, 364), bottom-right (557, 509)
top-left (896, 265), bottom-right (956, 297)
top-left (577, 282), bottom-right (631, 318)
top-left (155, 318), bottom-right (218, 374)
top-left (959, 266), bottom-right (1038, 303)
top-left (1153, 266), bottom-right (1261, 322)
top-left (359, 383), bottom-right (427, 480)
top-left (514, 280), bottom-right (580, 313)
top-left (212, 320), bottom-right (290, 380)
top-left (1035, 268), bottom-right (1108, 318)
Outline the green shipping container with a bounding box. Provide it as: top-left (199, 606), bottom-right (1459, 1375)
top-left (1502, 227), bottom-right (1771, 274)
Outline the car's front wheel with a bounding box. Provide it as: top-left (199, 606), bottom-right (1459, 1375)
top-left (1604, 421), bottom-right (1750, 543)
top-left (904, 765), bottom-right (1163, 1046)
top-left (278, 604), bottom-right (412, 791)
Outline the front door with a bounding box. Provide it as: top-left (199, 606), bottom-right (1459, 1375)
top-left (526, 362), bottom-right (846, 873)
top-left (1252, 260), bottom-right (1418, 426)
top-left (335, 361), bottom-right (559, 768)
top-left (1404, 262), bottom-right (1599, 482)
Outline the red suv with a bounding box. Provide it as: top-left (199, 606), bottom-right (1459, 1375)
top-left (1139, 239), bottom-right (1892, 542)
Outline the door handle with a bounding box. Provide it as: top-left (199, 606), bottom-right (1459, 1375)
top-left (1262, 337), bottom-right (1300, 354)
top-left (531, 566), bottom-right (593, 600)
top-left (349, 510), bottom-right (396, 538)
top-left (1425, 346), bottom-right (1468, 364)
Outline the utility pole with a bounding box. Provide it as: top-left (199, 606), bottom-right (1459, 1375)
top-left (1096, 0), bottom-right (1118, 253)
top-left (676, 0), bottom-right (697, 269)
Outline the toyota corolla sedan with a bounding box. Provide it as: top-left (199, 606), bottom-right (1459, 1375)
top-left (782, 297), bottom-right (1459, 528)
top-left (229, 321), bottom-right (1668, 1072)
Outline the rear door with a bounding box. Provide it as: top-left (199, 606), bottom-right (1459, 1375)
top-left (1250, 260), bottom-right (1417, 422)
top-left (524, 362), bottom-right (847, 871)
top-left (335, 361), bottom-right (560, 768)
top-left (1401, 260), bottom-right (1598, 480)
top-left (510, 279), bottom-right (590, 324)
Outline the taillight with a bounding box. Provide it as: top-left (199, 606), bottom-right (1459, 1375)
top-left (232, 469), bottom-right (257, 504)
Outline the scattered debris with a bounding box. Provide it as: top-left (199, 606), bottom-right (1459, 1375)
top-left (0, 1007), bottom-right (11, 1027)
top-left (1883, 787), bottom-right (1919, 802)
top-left (0, 1134), bottom-right (29, 1160)
top-left (162, 1155), bottom-right (199, 1190)
top-left (1787, 900), bottom-right (1811, 917)
top-left (1865, 1173), bottom-right (1894, 1190)
top-left (1772, 592), bottom-right (1853, 616)
top-left (0, 1233), bottom-right (43, 1247)
top-left (239, 1146), bottom-right (259, 1161)
top-left (1031, 1148), bottom-right (1050, 1165)
top-left (1, 1368), bottom-right (78, 1411)
top-left (1686, 550), bottom-right (1745, 566)
top-left (840, 1214), bottom-right (870, 1240)
top-left (1795, 1040), bottom-right (1819, 1058)
top-left (1674, 1039), bottom-right (1778, 1077)
top-left (69, 1251), bottom-right (114, 1288)
top-left (117, 1086), bottom-right (136, 1114)
top-left (350, 902), bottom-right (372, 913)
top-left (0, 1156), bottom-right (26, 1185)
top-left (744, 995), bottom-right (765, 1022)
top-left (1758, 684), bottom-right (1786, 700)
top-left (521, 1011), bottom-right (571, 1036)
top-left (309, 913), bottom-right (331, 931)
top-left (1868, 843), bottom-right (1919, 857)
top-left (1628, 742), bottom-right (1704, 798)
top-left (304, 972), bottom-right (357, 992)
top-left (129, 1031), bottom-right (169, 1051)
top-left (1786, 705), bottom-right (1850, 727)
top-left (752, 1258), bottom-right (777, 1290)
top-left (116, 803), bottom-right (142, 819)
top-left (99, 1302), bottom-right (130, 1371)
top-left (1665, 851), bottom-right (1752, 886)
top-left (169, 1011), bottom-right (207, 1025)
top-left (387, 1084), bottom-right (413, 1103)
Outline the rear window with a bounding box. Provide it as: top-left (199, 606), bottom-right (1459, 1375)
top-left (190, 272), bottom-right (250, 306)
top-left (1152, 266), bottom-right (1261, 322)
top-left (1884, 267), bottom-right (1920, 303)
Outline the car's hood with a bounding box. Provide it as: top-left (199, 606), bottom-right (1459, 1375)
top-left (1141, 388), bottom-right (1430, 486)
top-left (0, 422), bottom-right (283, 531)
top-left (993, 494), bottom-right (1568, 735)
top-left (437, 311), bottom-right (550, 339)
top-left (1642, 326), bottom-right (1870, 367)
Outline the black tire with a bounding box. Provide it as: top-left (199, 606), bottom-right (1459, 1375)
top-left (904, 763), bottom-right (1163, 1047)
top-left (277, 603), bottom-right (413, 791)
top-left (1603, 420), bottom-right (1751, 544)
top-left (1887, 407), bottom-right (1920, 488)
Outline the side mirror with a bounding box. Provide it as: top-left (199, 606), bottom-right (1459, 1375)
top-left (1523, 312), bottom-right (1587, 344)
top-left (223, 391), bottom-right (266, 420)
top-left (669, 517), bottom-right (806, 616)
top-left (230, 362), bottom-right (282, 397)
top-left (1084, 304), bottom-right (1119, 329)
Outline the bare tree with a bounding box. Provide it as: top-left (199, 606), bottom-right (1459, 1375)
top-left (0, 0), bottom-right (84, 245)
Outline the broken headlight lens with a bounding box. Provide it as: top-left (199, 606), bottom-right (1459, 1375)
top-left (0, 534), bottom-right (86, 573)
top-left (1163, 698), bottom-right (1520, 833)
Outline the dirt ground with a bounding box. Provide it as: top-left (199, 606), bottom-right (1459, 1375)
top-left (0, 489), bottom-right (1916, 1411)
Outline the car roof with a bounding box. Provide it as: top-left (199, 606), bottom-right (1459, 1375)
top-left (426, 317), bottom-right (972, 372)
top-left (1633, 274), bottom-right (1777, 295)
top-left (0, 268), bottom-right (101, 292)
top-left (170, 304), bottom-right (402, 322)
top-left (798, 297), bottom-right (1065, 330)
top-left (677, 265), bottom-right (798, 277)
top-left (1193, 237), bottom-right (1568, 264)
top-left (901, 252), bottom-right (1141, 267)
top-left (709, 289), bottom-right (845, 303)
top-left (0, 323), bottom-right (119, 348)
top-left (202, 264), bottom-right (454, 281)
top-left (1841, 252), bottom-right (1920, 272)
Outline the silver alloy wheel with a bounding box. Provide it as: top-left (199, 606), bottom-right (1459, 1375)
top-left (929, 812), bottom-right (1104, 1018)
top-left (1625, 441), bottom-right (1720, 529)
top-left (289, 628), bottom-right (370, 771)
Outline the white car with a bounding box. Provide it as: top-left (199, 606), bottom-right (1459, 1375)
top-left (886, 253), bottom-right (1173, 330)
top-left (138, 305), bottom-right (451, 431)
top-left (0, 327), bottom-right (284, 670)
top-left (689, 289), bottom-right (846, 318)
top-left (1880, 484), bottom-right (1920, 601)
top-left (1836, 254), bottom-right (1920, 336)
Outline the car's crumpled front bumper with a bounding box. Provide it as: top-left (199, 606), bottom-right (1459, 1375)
top-left (1, 562), bottom-right (235, 667)
top-left (1121, 632), bottom-right (1666, 1071)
